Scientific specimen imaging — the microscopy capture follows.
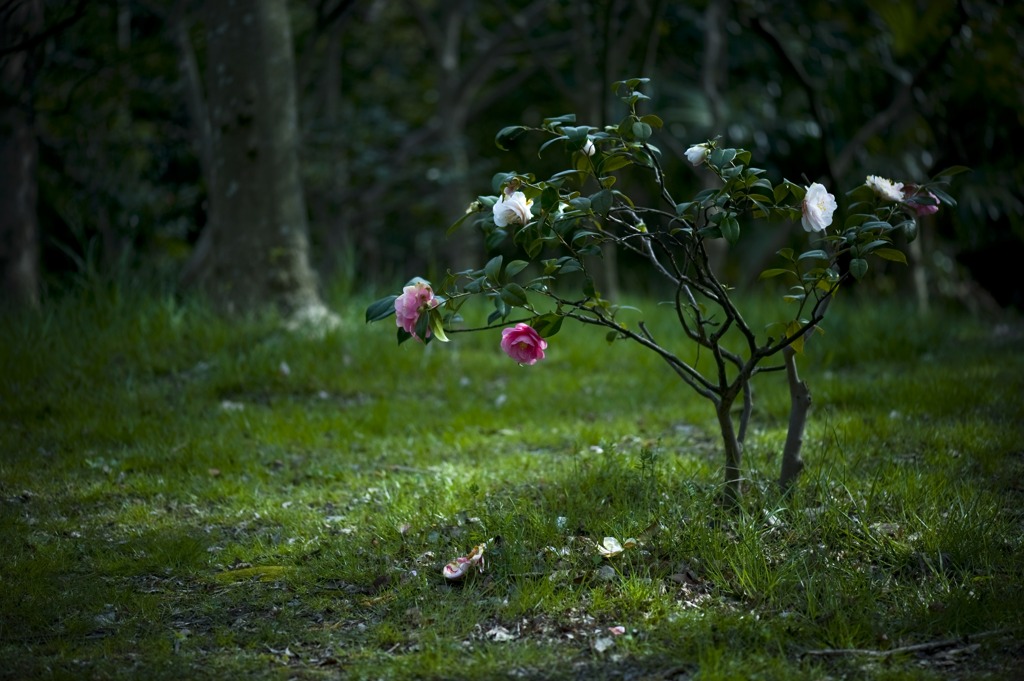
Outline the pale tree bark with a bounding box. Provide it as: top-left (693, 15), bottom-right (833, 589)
top-left (0, 0), bottom-right (43, 308)
top-left (181, 0), bottom-right (331, 323)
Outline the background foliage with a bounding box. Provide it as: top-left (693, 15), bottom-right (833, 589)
top-left (21, 0), bottom-right (1024, 306)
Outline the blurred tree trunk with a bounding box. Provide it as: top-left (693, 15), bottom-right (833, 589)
top-left (181, 0), bottom-right (327, 318)
top-left (0, 0), bottom-right (42, 308)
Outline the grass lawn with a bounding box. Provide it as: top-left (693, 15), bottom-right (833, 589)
top-left (1, 280), bottom-right (1022, 680)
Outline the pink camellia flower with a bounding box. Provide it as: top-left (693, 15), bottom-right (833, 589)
top-left (902, 185), bottom-right (940, 216)
top-left (801, 182), bottom-right (837, 233)
top-left (866, 175), bottom-right (904, 203)
top-left (500, 323), bottom-right (547, 365)
top-left (394, 280), bottom-right (439, 341)
top-left (492, 190), bottom-right (534, 228)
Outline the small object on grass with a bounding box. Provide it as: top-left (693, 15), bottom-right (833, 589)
top-left (596, 536), bottom-right (637, 558)
top-left (443, 538), bottom-right (495, 580)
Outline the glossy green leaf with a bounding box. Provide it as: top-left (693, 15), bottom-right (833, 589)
top-left (759, 268), bottom-right (792, 280)
top-left (721, 216), bottom-right (740, 244)
top-left (873, 247), bottom-right (907, 264)
top-left (631, 121), bottom-right (652, 142)
top-left (495, 125), bottom-right (527, 151)
top-left (505, 259), bottom-right (529, 278)
top-left (589, 189), bottom-right (613, 214)
top-left (929, 186), bottom-right (957, 207)
top-left (365, 295), bottom-right (398, 323)
top-left (484, 255), bottom-right (503, 282)
top-left (531, 313), bottom-right (564, 338)
top-left (499, 283), bottom-right (529, 309)
top-left (798, 249), bottom-right (830, 261)
top-left (428, 309), bottom-right (449, 342)
top-left (850, 258), bottom-right (869, 280)
top-left (933, 165), bottom-right (970, 179)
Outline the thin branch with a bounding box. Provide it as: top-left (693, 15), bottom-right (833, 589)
top-left (566, 308), bottom-right (719, 400)
top-left (802, 628), bottom-right (1016, 659)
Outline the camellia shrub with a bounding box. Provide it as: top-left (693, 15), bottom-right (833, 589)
top-left (367, 78), bottom-right (963, 504)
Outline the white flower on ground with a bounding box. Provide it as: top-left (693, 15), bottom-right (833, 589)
top-left (492, 190), bottom-right (533, 228)
top-left (685, 143), bottom-right (710, 166)
top-left (866, 175), bottom-right (904, 202)
top-left (801, 182), bottom-right (837, 233)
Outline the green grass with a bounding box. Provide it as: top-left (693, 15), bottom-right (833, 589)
top-left (1, 280), bottom-right (1022, 680)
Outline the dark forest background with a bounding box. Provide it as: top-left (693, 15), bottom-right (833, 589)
top-left (3, 0), bottom-right (1022, 312)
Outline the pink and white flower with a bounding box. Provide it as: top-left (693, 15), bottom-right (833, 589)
top-left (866, 175), bottom-right (904, 203)
top-left (801, 182), bottom-right (837, 233)
top-left (500, 323), bottom-right (547, 365)
top-left (395, 280), bottom-right (439, 341)
top-left (492, 190), bottom-right (534, 228)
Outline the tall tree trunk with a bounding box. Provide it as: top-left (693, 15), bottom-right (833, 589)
top-left (0, 0), bottom-right (42, 308)
top-left (181, 0), bottom-right (326, 318)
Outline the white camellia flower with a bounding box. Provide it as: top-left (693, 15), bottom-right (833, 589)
top-left (865, 175), bottom-right (904, 203)
top-left (685, 143), bottom-right (710, 166)
top-left (492, 190), bottom-right (533, 228)
top-left (583, 138), bottom-right (596, 156)
top-left (801, 182), bottom-right (837, 233)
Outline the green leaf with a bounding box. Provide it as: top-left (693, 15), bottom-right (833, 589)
top-left (640, 114), bottom-right (663, 129)
top-left (589, 189), bottom-right (613, 214)
top-left (859, 239), bottom-right (890, 254)
top-left (777, 247), bottom-right (795, 262)
top-left (631, 121), bottom-right (653, 142)
top-left (495, 125), bottom-right (527, 151)
top-left (874, 247), bottom-right (908, 264)
top-left (484, 255), bottom-right (503, 282)
top-left (709, 148), bottom-right (737, 167)
top-left (850, 258), bottom-right (869, 280)
top-left (505, 259), bottom-right (529, 278)
top-left (721, 216), bottom-right (740, 244)
top-left (773, 183), bottom-right (790, 203)
top-left (365, 295), bottom-right (398, 323)
top-left (786, 320), bottom-right (805, 354)
top-left (798, 249), bottom-right (830, 262)
top-left (499, 283), bottom-right (529, 308)
top-left (540, 186), bottom-right (560, 211)
top-left (928, 186), bottom-right (956, 207)
top-left (558, 256), bottom-right (583, 274)
top-left (447, 209), bottom-right (478, 237)
top-left (899, 220), bottom-right (918, 242)
top-left (414, 311), bottom-right (431, 342)
top-left (491, 172), bottom-right (517, 193)
top-left (759, 268), bottom-right (792, 280)
top-left (428, 310), bottom-right (449, 342)
top-left (783, 179), bottom-right (806, 201)
top-left (531, 313), bottom-right (564, 338)
top-left (542, 113), bottom-right (576, 129)
top-left (485, 228), bottom-right (509, 252)
top-left (933, 165), bottom-right (970, 179)
top-left (599, 153), bottom-right (633, 174)
top-left (397, 327), bottom-right (412, 345)
top-left (549, 168), bottom-right (585, 184)
top-left (538, 136), bottom-right (568, 156)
